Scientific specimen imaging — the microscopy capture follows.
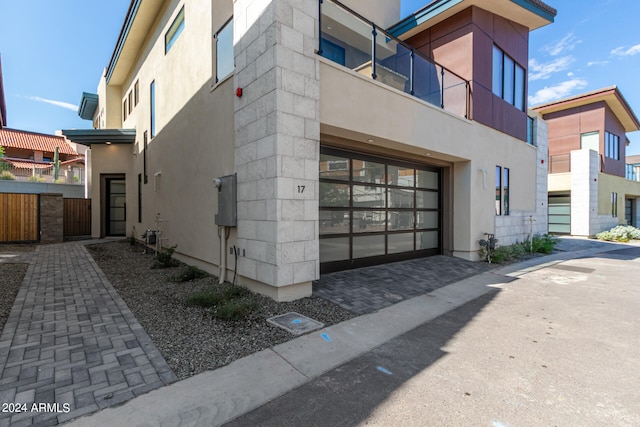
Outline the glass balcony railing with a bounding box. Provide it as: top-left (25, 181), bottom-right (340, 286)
top-left (319, 0), bottom-right (469, 119)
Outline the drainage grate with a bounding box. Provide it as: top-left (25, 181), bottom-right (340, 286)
top-left (267, 312), bottom-right (324, 335)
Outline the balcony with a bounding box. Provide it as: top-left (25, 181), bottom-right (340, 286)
top-left (319, 0), bottom-right (469, 119)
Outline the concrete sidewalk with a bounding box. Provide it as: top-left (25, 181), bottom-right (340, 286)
top-left (0, 241), bottom-right (176, 426)
top-left (64, 237), bottom-right (634, 427)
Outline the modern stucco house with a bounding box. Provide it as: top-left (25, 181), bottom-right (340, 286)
top-left (63, 0), bottom-right (555, 301)
top-left (533, 86), bottom-right (640, 234)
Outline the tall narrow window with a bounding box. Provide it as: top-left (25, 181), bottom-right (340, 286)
top-left (492, 46), bottom-right (503, 98)
top-left (611, 192), bottom-right (618, 217)
top-left (134, 80), bottom-right (139, 106)
top-left (492, 45), bottom-right (525, 111)
top-left (495, 166), bottom-right (502, 215)
top-left (150, 81), bottom-right (155, 138)
top-left (128, 91), bottom-right (133, 114)
top-left (165, 6), bottom-right (185, 53)
top-left (503, 168), bottom-right (510, 216)
top-left (527, 116), bottom-right (535, 145)
top-left (143, 131), bottom-right (148, 184)
top-left (215, 18), bottom-right (234, 83)
top-left (138, 173), bottom-right (142, 223)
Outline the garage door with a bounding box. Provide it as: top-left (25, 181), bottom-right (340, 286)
top-left (548, 194), bottom-right (571, 234)
top-left (319, 147), bottom-right (441, 273)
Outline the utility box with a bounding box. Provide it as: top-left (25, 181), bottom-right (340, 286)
top-left (214, 174), bottom-right (237, 226)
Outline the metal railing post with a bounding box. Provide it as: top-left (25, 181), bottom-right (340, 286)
top-left (371, 24), bottom-right (377, 80)
top-left (410, 49), bottom-right (415, 95)
top-left (440, 66), bottom-right (445, 109)
top-left (318, 0), bottom-right (323, 55)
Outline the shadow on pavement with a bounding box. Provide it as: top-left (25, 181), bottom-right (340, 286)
top-left (225, 290), bottom-right (500, 427)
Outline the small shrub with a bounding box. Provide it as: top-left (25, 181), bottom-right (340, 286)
top-left (0, 170), bottom-right (16, 180)
top-left (169, 265), bottom-right (209, 283)
top-left (27, 175), bottom-right (45, 182)
top-left (152, 245), bottom-right (179, 269)
top-left (530, 234), bottom-right (558, 254)
top-left (596, 225), bottom-right (640, 242)
top-left (186, 286), bottom-right (256, 320)
top-left (480, 234), bottom-right (558, 264)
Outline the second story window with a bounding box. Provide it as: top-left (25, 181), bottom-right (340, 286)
top-left (605, 131), bottom-right (620, 160)
top-left (165, 6), bottom-right (185, 53)
top-left (215, 18), bottom-right (234, 83)
top-left (492, 45), bottom-right (525, 112)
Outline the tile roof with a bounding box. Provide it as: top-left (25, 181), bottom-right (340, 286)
top-left (0, 128), bottom-right (78, 156)
top-left (1, 158), bottom-right (54, 170)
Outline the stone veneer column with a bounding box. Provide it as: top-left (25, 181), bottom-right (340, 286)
top-left (570, 149), bottom-right (599, 236)
top-left (233, 0), bottom-right (320, 300)
top-left (40, 193), bottom-right (64, 244)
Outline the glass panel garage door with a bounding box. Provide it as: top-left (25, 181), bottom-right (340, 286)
top-left (548, 194), bottom-right (571, 234)
top-left (319, 147), bottom-right (441, 273)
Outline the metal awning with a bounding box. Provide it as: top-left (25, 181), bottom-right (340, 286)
top-left (61, 129), bottom-right (136, 146)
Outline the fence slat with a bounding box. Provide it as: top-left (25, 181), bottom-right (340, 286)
top-left (0, 193), bottom-right (39, 242)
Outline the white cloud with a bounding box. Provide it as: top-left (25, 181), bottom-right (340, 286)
top-left (611, 44), bottom-right (640, 57)
top-left (27, 96), bottom-right (78, 112)
top-left (587, 60), bottom-right (609, 66)
top-left (528, 56), bottom-right (574, 81)
top-left (528, 79), bottom-right (588, 105)
top-left (544, 33), bottom-right (581, 56)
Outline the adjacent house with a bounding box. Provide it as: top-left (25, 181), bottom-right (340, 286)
top-left (0, 55), bottom-right (6, 129)
top-left (533, 86), bottom-right (640, 234)
top-left (63, 0), bottom-right (555, 301)
top-left (0, 128), bottom-right (85, 184)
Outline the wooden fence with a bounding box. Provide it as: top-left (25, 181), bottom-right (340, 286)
top-left (0, 193), bottom-right (39, 242)
top-left (63, 198), bottom-right (91, 236)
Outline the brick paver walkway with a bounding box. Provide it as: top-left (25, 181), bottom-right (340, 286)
top-left (0, 242), bottom-right (176, 426)
top-left (313, 255), bottom-right (494, 314)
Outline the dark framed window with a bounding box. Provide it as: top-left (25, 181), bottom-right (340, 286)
top-left (143, 131), bottom-right (148, 184)
top-left (605, 131), bottom-right (620, 160)
top-left (214, 17), bottom-right (234, 83)
top-left (123, 98), bottom-right (128, 121)
top-left (128, 91), bottom-right (133, 114)
top-left (134, 80), bottom-right (139, 106)
top-left (150, 81), bottom-right (156, 138)
top-left (611, 192), bottom-right (618, 217)
top-left (165, 6), bottom-right (185, 53)
top-left (527, 116), bottom-right (536, 146)
top-left (496, 166), bottom-right (509, 216)
top-left (492, 45), bottom-right (525, 111)
top-left (138, 173), bottom-right (142, 223)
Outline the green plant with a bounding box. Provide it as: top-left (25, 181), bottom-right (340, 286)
top-left (596, 225), bottom-right (640, 242)
top-left (186, 286), bottom-right (256, 320)
top-left (152, 245), bottom-right (179, 268)
top-left (480, 234), bottom-right (558, 264)
top-left (128, 230), bottom-right (137, 246)
top-left (0, 170), bottom-right (16, 180)
top-left (73, 176), bottom-right (79, 182)
top-left (27, 175), bottom-right (45, 182)
top-left (169, 265), bottom-right (208, 283)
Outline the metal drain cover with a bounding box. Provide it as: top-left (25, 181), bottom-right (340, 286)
top-left (267, 312), bottom-right (324, 335)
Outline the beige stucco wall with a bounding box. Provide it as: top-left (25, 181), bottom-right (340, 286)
top-left (598, 172), bottom-right (640, 223)
top-left (89, 0), bottom-right (236, 271)
top-left (319, 59), bottom-right (539, 258)
top-left (548, 173), bottom-right (571, 192)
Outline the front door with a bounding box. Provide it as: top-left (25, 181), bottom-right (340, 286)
top-left (626, 199), bottom-right (635, 227)
top-left (105, 178), bottom-right (126, 236)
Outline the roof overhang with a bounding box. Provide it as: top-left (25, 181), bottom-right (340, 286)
top-left (106, 0), bottom-right (166, 85)
top-left (532, 86), bottom-right (640, 133)
top-left (78, 92), bottom-right (99, 120)
top-left (61, 129), bottom-right (136, 146)
top-left (389, 0), bottom-right (556, 40)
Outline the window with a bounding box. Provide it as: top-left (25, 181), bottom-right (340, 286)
top-left (611, 192), bottom-right (618, 217)
top-left (215, 18), bottom-right (234, 83)
top-left (496, 166), bottom-right (509, 215)
top-left (123, 98), bottom-right (128, 121)
top-left (150, 81), bottom-right (156, 138)
top-left (581, 131), bottom-right (600, 152)
top-left (165, 6), bottom-right (185, 53)
top-left (527, 116), bottom-right (535, 145)
top-left (138, 173), bottom-right (142, 223)
top-left (128, 91), bottom-right (133, 114)
top-left (605, 131), bottom-right (620, 160)
top-left (143, 131), bottom-right (148, 184)
top-left (134, 80), bottom-right (139, 106)
top-left (492, 45), bottom-right (525, 111)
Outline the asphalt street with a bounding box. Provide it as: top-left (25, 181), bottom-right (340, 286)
top-left (226, 246), bottom-right (640, 427)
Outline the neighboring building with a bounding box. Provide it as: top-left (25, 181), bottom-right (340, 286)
top-left (0, 128), bottom-right (85, 184)
top-left (0, 55), bottom-right (6, 129)
top-left (63, 0), bottom-right (555, 301)
top-left (533, 86), bottom-right (640, 234)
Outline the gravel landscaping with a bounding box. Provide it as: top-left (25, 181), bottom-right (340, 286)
top-left (0, 244), bottom-right (33, 332)
top-left (86, 241), bottom-right (356, 380)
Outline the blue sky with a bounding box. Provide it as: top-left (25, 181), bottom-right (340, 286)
top-left (2, 0), bottom-right (639, 154)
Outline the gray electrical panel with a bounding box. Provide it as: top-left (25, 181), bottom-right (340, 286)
top-left (214, 174), bottom-right (237, 226)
